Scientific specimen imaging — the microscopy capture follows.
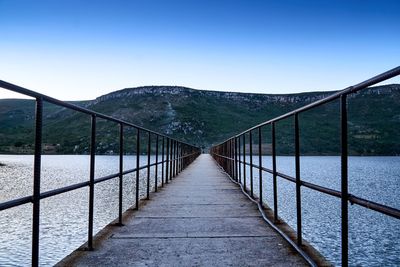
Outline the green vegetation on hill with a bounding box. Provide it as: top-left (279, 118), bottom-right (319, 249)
top-left (0, 84), bottom-right (399, 155)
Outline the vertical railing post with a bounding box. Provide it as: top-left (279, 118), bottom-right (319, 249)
top-left (230, 139), bottom-right (233, 177)
top-left (227, 141), bottom-right (230, 175)
top-left (272, 122), bottom-right (278, 222)
top-left (174, 140), bottom-right (177, 177)
top-left (225, 141), bottom-right (228, 173)
top-left (234, 137), bottom-right (238, 182)
top-left (175, 141), bottom-right (179, 176)
top-left (155, 135), bottom-right (159, 192)
top-left (223, 142), bottom-right (226, 172)
top-left (171, 140), bottom-right (174, 178)
top-left (294, 113), bottom-right (302, 245)
top-left (175, 142), bottom-right (178, 176)
top-left (258, 127), bottom-right (263, 206)
top-left (341, 95), bottom-right (349, 267)
top-left (227, 139), bottom-right (233, 178)
top-left (177, 142), bottom-right (180, 174)
top-left (135, 129), bottom-right (140, 209)
top-left (222, 142), bottom-right (224, 170)
top-left (232, 139), bottom-right (235, 178)
top-left (146, 132), bottom-right (151, 200)
top-left (243, 134), bottom-right (246, 191)
top-left (178, 143), bottom-right (182, 173)
top-left (88, 114), bottom-right (96, 250)
top-left (118, 123), bottom-right (124, 226)
top-left (161, 137), bottom-right (165, 187)
top-left (173, 141), bottom-right (177, 177)
top-left (238, 136), bottom-right (242, 184)
top-left (249, 131), bottom-right (254, 197)
top-left (169, 140), bottom-right (173, 180)
top-left (32, 97), bottom-right (43, 267)
top-left (227, 141), bottom-right (230, 174)
top-left (223, 142), bottom-right (225, 171)
top-left (221, 145), bottom-right (223, 164)
top-left (165, 139), bottom-right (169, 184)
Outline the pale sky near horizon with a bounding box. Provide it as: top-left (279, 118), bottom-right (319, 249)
top-left (0, 0), bottom-right (399, 100)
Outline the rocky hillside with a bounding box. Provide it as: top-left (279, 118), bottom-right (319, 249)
top-left (0, 84), bottom-right (399, 155)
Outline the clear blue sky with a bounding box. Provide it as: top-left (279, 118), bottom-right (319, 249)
top-left (0, 0), bottom-right (399, 100)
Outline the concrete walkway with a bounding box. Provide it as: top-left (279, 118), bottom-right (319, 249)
top-left (58, 154), bottom-right (307, 266)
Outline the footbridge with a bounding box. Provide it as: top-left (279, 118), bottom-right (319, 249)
top-left (0, 66), bottom-right (400, 266)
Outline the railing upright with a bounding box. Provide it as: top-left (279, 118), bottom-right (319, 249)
top-left (243, 134), bottom-right (246, 191)
top-left (234, 138), bottom-right (238, 181)
top-left (175, 142), bottom-right (178, 175)
top-left (170, 139), bottom-right (172, 181)
top-left (174, 141), bottom-right (177, 177)
top-left (170, 140), bottom-right (173, 179)
top-left (249, 131), bottom-right (254, 197)
top-left (146, 132), bottom-right (151, 200)
top-left (118, 123), bottom-right (124, 225)
top-left (172, 142), bottom-right (177, 178)
top-left (155, 135), bottom-right (159, 192)
top-left (32, 97), bottom-right (43, 267)
top-left (223, 141), bottom-right (226, 173)
top-left (258, 127), bottom-right (263, 206)
top-left (135, 129), bottom-right (140, 209)
top-left (177, 142), bottom-right (180, 174)
top-left (238, 136), bottom-right (241, 183)
top-left (165, 139), bottom-right (169, 184)
top-left (294, 113), bottom-right (302, 245)
top-left (341, 95), bottom-right (349, 267)
top-left (161, 137), bottom-right (165, 187)
top-left (231, 139), bottom-right (234, 177)
top-left (228, 140), bottom-right (230, 175)
top-left (226, 141), bottom-right (228, 174)
top-left (88, 114), bottom-right (96, 250)
top-left (272, 122), bottom-right (278, 222)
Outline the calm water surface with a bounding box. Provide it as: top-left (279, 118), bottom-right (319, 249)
top-left (0, 155), bottom-right (399, 266)
top-left (0, 155), bottom-right (161, 266)
top-left (242, 156), bottom-right (400, 266)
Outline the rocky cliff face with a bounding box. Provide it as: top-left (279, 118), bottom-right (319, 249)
top-left (91, 83), bottom-right (399, 110)
top-left (91, 85), bottom-right (335, 106)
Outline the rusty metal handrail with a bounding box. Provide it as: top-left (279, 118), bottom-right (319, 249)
top-left (0, 81), bottom-right (201, 267)
top-left (211, 66), bottom-right (400, 266)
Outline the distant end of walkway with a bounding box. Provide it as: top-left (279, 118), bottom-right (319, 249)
top-left (57, 154), bottom-right (314, 266)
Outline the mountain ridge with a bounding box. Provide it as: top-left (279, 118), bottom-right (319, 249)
top-left (0, 84), bottom-right (399, 155)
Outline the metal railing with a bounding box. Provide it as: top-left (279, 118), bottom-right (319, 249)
top-left (0, 80), bottom-right (201, 267)
top-left (211, 66), bottom-right (400, 266)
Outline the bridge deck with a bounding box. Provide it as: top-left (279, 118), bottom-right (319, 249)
top-left (58, 154), bottom-right (307, 266)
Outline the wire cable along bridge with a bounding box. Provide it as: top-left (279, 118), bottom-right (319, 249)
top-left (1, 66), bottom-right (400, 266)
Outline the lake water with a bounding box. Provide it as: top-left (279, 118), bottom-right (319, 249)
top-left (241, 156), bottom-right (400, 266)
top-left (0, 155), bottom-right (399, 266)
top-left (0, 155), bottom-right (161, 266)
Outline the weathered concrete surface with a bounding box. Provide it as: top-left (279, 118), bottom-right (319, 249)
top-left (57, 154), bottom-right (307, 266)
